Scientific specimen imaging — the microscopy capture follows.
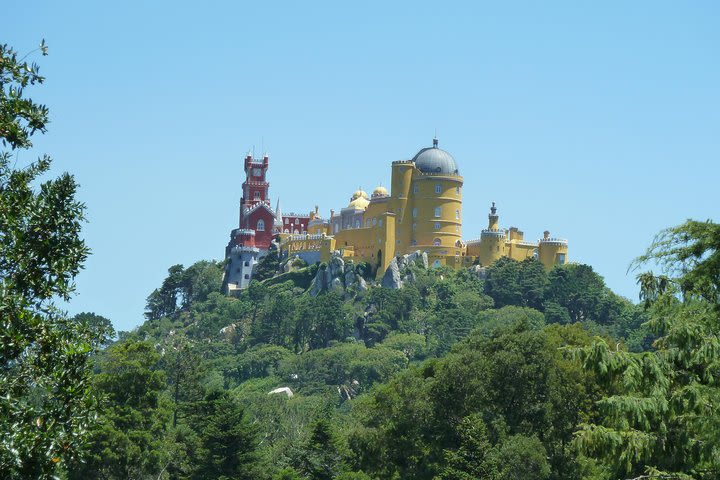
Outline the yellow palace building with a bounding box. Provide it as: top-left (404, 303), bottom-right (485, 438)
top-left (277, 139), bottom-right (568, 277)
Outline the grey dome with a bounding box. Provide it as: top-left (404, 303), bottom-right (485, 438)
top-left (411, 139), bottom-right (459, 174)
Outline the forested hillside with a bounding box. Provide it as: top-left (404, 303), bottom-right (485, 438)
top-left (3, 40), bottom-right (719, 480)
top-left (53, 226), bottom-right (720, 480)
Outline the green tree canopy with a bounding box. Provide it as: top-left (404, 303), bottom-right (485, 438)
top-left (0, 41), bottom-right (109, 478)
top-left (574, 220), bottom-right (720, 479)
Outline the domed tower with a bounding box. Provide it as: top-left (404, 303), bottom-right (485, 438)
top-left (404, 138), bottom-right (463, 265)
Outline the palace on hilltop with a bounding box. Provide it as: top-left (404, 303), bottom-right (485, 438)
top-left (222, 139), bottom-right (568, 293)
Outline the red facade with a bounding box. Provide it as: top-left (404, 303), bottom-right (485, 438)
top-left (245, 204), bottom-right (276, 249)
top-left (281, 215), bottom-right (310, 234)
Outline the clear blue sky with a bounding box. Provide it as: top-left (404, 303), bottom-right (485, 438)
top-left (6, 1), bottom-right (719, 332)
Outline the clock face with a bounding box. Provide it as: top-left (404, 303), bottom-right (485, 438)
top-left (253, 168), bottom-right (262, 177)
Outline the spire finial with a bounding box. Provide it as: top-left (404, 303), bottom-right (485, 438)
top-left (490, 202), bottom-right (497, 215)
top-left (433, 137), bottom-right (438, 148)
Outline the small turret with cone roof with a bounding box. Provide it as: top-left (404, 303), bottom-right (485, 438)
top-left (273, 199), bottom-right (283, 233)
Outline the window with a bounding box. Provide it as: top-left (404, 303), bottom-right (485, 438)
top-left (355, 219), bottom-right (360, 228)
top-left (295, 218), bottom-right (300, 225)
top-left (411, 239), bottom-right (417, 246)
top-left (257, 219), bottom-right (265, 231)
top-left (435, 184), bottom-right (441, 194)
top-left (434, 207), bottom-right (441, 217)
top-left (412, 208), bottom-right (418, 218)
top-left (434, 222), bottom-right (441, 230)
top-left (455, 210), bottom-right (460, 220)
top-left (372, 218), bottom-right (377, 226)
top-left (379, 219), bottom-right (383, 226)
top-left (294, 229), bottom-right (299, 234)
top-left (254, 191), bottom-right (260, 199)
top-left (456, 186), bottom-right (460, 195)
top-left (244, 274), bottom-right (250, 279)
top-left (412, 184), bottom-right (418, 194)
top-left (412, 223), bottom-right (417, 231)
top-left (244, 261), bottom-right (249, 266)
top-left (557, 253), bottom-right (566, 264)
top-left (253, 168), bottom-right (261, 177)
top-left (433, 259), bottom-right (442, 268)
top-left (433, 238), bottom-right (441, 246)
top-left (366, 219), bottom-right (371, 227)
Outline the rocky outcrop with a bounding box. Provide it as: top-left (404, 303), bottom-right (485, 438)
top-left (309, 251), bottom-right (370, 297)
top-left (382, 250), bottom-right (429, 289)
top-left (469, 264), bottom-right (487, 280)
top-left (381, 257), bottom-right (403, 289)
top-left (280, 255), bottom-right (307, 274)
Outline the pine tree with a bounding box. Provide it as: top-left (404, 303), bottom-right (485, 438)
top-left (573, 221), bottom-right (720, 479)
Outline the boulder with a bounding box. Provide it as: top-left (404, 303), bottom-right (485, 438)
top-left (470, 264), bottom-right (487, 280)
top-left (330, 277), bottom-right (344, 293)
top-left (381, 257), bottom-right (403, 289)
top-left (328, 251), bottom-right (345, 278)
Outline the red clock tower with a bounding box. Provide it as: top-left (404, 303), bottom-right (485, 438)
top-left (238, 153), bottom-right (276, 249)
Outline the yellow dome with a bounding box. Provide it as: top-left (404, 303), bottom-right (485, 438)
top-left (348, 195), bottom-right (370, 210)
top-left (372, 186), bottom-right (389, 197)
top-left (351, 189), bottom-right (369, 201)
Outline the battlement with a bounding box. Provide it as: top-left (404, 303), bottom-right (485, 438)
top-left (481, 229), bottom-right (506, 238)
top-left (416, 172), bottom-right (463, 180)
top-left (231, 245), bottom-right (260, 254)
top-left (232, 228), bottom-right (255, 236)
top-left (286, 233), bottom-right (325, 241)
top-left (539, 238), bottom-right (568, 246)
top-left (391, 160), bottom-right (415, 166)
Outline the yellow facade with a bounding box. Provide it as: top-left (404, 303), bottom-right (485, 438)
top-left (278, 140), bottom-right (568, 276)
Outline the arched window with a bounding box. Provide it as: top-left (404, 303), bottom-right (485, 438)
top-left (257, 219), bottom-right (265, 231)
top-left (372, 218), bottom-right (377, 226)
top-left (355, 219), bottom-right (360, 228)
top-left (412, 208), bottom-right (418, 218)
top-left (433, 238), bottom-right (441, 246)
top-left (433, 259), bottom-right (442, 268)
top-left (434, 207), bottom-right (441, 217)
